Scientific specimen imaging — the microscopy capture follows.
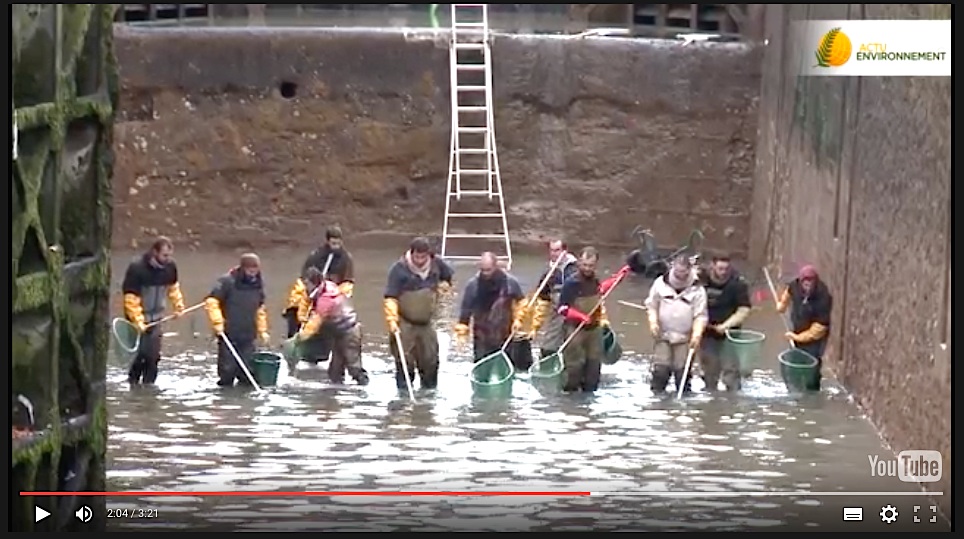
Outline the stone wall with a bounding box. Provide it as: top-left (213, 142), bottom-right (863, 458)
top-left (748, 4), bottom-right (951, 513)
top-left (111, 27), bottom-right (760, 253)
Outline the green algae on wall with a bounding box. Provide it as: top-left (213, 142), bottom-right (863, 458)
top-left (11, 4), bottom-right (117, 532)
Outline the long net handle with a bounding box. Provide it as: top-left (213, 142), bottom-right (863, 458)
top-left (763, 267), bottom-right (796, 349)
top-left (393, 331), bottom-right (417, 402)
top-left (677, 347), bottom-right (696, 399)
top-left (557, 270), bottom-right (628, 354)
top-left (145, 301), bottom-right (205, 329)
top-left (218, 332), bottom-right (263, 391)
top-left (499, 251), bottom-right (569, 353)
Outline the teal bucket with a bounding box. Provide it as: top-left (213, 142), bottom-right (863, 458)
top-left (724, 329), bottom-right (766, 376)
top-left (778, 348), bottom-right (820, 392)
top-left (528, 351), bottom-right (564, 393)
top-left (470, 351), bottom-right (515, 398)
top-left (602, 326), bottom-right (623, 365)
top-left (252, 352), bottom-right (282, 387)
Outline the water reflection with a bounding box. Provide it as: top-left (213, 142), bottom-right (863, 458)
top-left (105, 248), bottom-right (943, 531)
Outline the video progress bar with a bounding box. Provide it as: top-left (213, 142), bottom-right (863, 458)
top-left (21, 491), bottom-right (943, 498)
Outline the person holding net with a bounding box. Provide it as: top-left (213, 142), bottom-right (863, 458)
top-left (204, 253), bottom-right (270, 388)
top-left (121, 236), bottom-right (186, 385)
top-left (453, 252), bottom-right (527, 365)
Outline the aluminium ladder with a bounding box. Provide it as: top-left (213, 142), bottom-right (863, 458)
top-left (440, 4), bottom-right (512, 270)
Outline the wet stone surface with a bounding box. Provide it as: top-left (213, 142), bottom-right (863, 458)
top-left (105, 248), bottom-right (947, 531)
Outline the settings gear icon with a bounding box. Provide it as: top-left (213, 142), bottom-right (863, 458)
top-left (880, 505), bottom-right (898, 523)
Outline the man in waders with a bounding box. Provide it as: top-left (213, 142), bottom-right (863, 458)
top-left (121, 236), bottom-right (187, 385)
top-left (454, 252), bottom-right (527, 364)
top-left (644, 254), bottom-right (707, 395)
top-left (529, 239), bottom-right (578, 358)
top-left (383, 237), bottom-right (455, 390)
top-left (698, 255), bottom-right (752, 391)
top-left (290, 272), bottom-right (369, 385)
top-left (555, 247), bottom-right (611, 393)
top-left (776, 265), bottom-right (833, 391)
top-left (283, 227), bottom-right (354, 362)
top-left (204, 253), bottom-right (270, 387)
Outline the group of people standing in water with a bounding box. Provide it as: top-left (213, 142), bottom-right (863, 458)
top-left (118, 230), bottom-right (833, 394)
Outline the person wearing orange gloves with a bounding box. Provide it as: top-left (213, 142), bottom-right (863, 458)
top-left (776, 265), bottom-right (833, 391)
top-left (121, 236), bottom-right (186, 385)
top-left (204, 253), bottom-right (269, 388)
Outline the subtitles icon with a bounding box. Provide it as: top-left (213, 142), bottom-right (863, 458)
top-left (842, 507), bottom-right (863, 521)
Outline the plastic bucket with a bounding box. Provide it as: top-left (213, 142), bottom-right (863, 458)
top-left (528, 351), bottom-right (564, 393)
top-left (778, 348), bottom-right (820, 392)
top-left (602, 326), bottom-right (623, 365)
top-left (252, 352), bottom-right (282, 387)
top-left (724, 329), bottom-right (766, 376)
top-left (505, 337), bottom-right (534, 372)
top-left (470, 351), bottom-right (515, 399)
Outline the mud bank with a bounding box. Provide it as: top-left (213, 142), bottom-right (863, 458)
top-left (748, 5), bottom-right (951, 512)
top-left (111, 26), bottom-right (760, 252)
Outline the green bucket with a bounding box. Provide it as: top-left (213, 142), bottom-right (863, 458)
top-left (778, 348), bottom-right (820, 392)
top-left (602, 326), bottom-right (623, 365)
top-left (528, 351), bottom-right (564, 393)
top-left (470, 351), bottom-right (515, 398)
top-left (252, 351), bottom-right (282, 387)
top-left (724, 329), bottom-right (766, 376)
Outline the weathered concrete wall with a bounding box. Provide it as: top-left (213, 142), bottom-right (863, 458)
top-left (749, 4), bottom-right (951, 513)
top-left (111, 27), bottom-right (760, 252)
top-left (12, 4), bottom-right (116, 531)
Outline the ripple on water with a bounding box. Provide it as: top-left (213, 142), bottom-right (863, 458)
top-left (104, 310), bottom-right (934, 532)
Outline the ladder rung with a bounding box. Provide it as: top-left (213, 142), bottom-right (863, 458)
top-left (457, 106), bottom-right (487, 112)
top-left (456, 85), bottom-right (486, 92)
top-left (457, 127), bottom-right (487, 133)
top-left (456, 64), bottom-right (486, 71)
top-left (450, 191), bottom-right (497, 197)
top-left (455, 43), bottom-right (486, 50)
top-left (445, 234), bottom-right (507, 239)
top-left (455, 23), bottom-right (486, 28)
top-left (457, 149), bottom-right (489, 154)
top-left (447, 213), bottom-right (504, 218)
top-left (457, 169), bottom-right (490, 175)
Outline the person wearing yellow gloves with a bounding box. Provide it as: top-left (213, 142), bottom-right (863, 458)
top-left (644, 254), bottom-right (708, 395)
top-left (776, 265), bottom-right (833, 391)
top-left (288, 270), bottom-right (369, 386)
top-left (205, 253), bottom-right (270, 388)
top-left (698, 255), bottom-right (752, 392)
top-left (453, 252), bottom-right (527, 367)
top-left (528, 239), bottom-right (578, 360)
top-left (383, 237), bottom-right (455, 391)
top-left (120, 236), bottom-right (186, 385)
top-left (301, 226), bottom-right (356, 298)
top-left (554, 247), bottom-right (613, 393)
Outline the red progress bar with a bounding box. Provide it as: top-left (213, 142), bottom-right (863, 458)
top-left (22, 491), bottom-right (591, 497)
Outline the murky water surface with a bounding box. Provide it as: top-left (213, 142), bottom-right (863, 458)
top-left (105, 246), bottom-right (947, 531)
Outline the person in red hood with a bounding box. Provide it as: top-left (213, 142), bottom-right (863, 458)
top-left (289, 269), bottom-right (369, 385)
top-left (777, 265), bottom-right (833, 391)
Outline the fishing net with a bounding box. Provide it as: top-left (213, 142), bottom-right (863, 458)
top-left (778, 348), bottom-right (820, 392)
top-left (724, 329), bottom-right (766, 376)
top-left (528, 351), bottom-right (564, 393)
top-left (470, 351), bottom-right (514, 398)
top-left (111, 318), bottom-right (140, 360)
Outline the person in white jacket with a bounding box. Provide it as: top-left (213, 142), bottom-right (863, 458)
top-left (644, 254), bottom-right (708, 394)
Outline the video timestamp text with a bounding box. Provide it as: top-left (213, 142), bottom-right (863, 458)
top-left (107, 507), bottom-right (159, 519)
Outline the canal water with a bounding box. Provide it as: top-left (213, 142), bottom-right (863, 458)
top-left (104, 246), bottom-right (947, 531)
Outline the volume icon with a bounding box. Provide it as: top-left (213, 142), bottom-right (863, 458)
top-left (75, 505), bottom-right (92, 523)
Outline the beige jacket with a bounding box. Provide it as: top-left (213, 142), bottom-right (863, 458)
top-left (644, 274), bottom-right (708, 344)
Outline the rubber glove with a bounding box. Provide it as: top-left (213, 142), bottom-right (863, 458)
top-left (784, 331), bottom-right (799, 342)
top-left (689, 331), bottom-right (703, 349)
top-left (559, 306), bottom-right (590, 325)
top-left (599, 265), bottom-right (631, 294)
top-left (600, 318), bottom-right (610, 328)
top-left (454, 323), bottom-right (470, 345)
top-left (259, 333), bottom-right (270, 346)
top-left (648, 319), bottom-right (660, 338)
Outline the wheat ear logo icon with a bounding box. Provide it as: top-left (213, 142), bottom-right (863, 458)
top-left (815, 27), bottom-right (852, 68)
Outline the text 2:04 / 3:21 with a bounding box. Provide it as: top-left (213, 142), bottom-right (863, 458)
top-left (106, 508), bottom-right (159, 519)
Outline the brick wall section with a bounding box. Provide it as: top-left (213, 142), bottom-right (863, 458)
top-left (748, 4), bottom-right (951, 513)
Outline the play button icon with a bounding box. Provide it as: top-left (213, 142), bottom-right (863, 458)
top-left (35, 506), bottom-right (50, 523)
